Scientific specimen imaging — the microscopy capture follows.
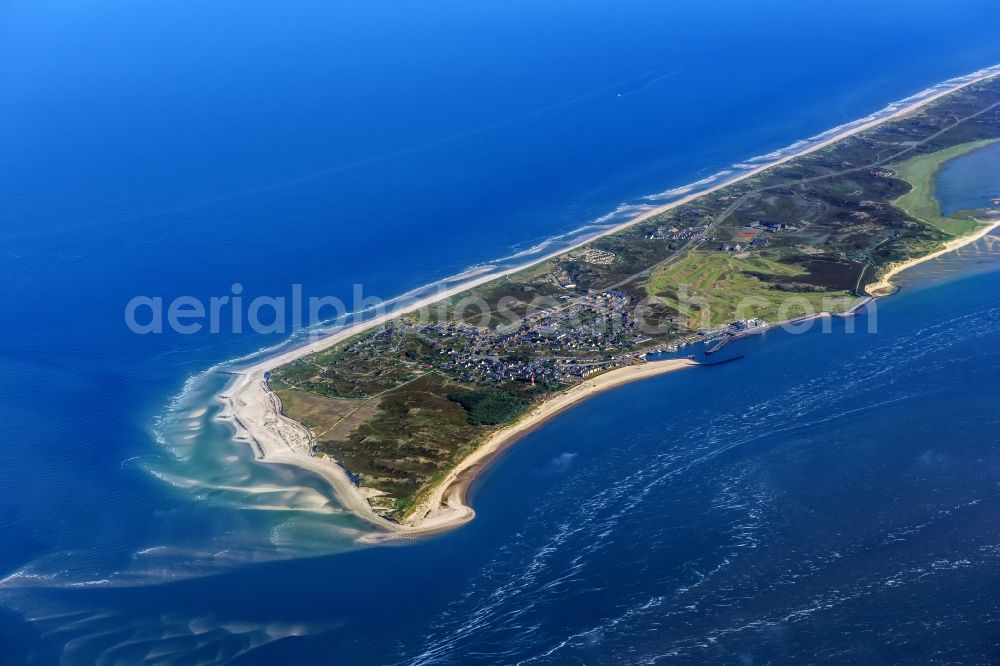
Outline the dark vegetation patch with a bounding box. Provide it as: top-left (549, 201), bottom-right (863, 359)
top-left (448, 388), bottom-right (528, 426)
top-left (756, 257), bottom-right (866, 291)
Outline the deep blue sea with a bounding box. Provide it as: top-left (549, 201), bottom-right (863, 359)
top-left (3, 1), bottom-right (1000, 663)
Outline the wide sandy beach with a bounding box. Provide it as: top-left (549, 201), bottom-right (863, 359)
top-left (220, 65), bottom-right (1000, 538)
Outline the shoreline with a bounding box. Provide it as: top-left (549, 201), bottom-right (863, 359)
top-left (865, 218), bottom-right (1000, 296)
top-left (219, 65), bottom-right (1000, 539)
top-left (378, 358), bottom-right (697, 538)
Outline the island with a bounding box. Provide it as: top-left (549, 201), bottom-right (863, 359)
top-left (220, 68), bottom-right (1000, 538)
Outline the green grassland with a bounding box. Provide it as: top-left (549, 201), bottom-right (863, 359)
top-left (893, 139), bottom-right (999, 236)
top-left (645, 251), bottom-right (857, 328)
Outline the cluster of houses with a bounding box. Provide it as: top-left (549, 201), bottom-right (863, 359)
top-left (730, 318), bottom-right (767, 332)
top-left (646, 224), bottom-right (707, 242)
top-left (717, 219), bottom-right (789, 252)
top-left (747, 220), bottom-right (788, 233)
top-left (717, 242), bottom-right (746, 253)
top-left (407, 290), bottom-right (644, 386)
top-left (580, 248), bottom-right (617, 265)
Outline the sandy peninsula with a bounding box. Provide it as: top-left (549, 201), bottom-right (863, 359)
top-left (220, 65), bottom-right (1000, 539)
top-left (220, 352), bottom-right (694, 537)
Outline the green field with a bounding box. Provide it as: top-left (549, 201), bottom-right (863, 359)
top-left (893, 139), bottom-right (999, 236)
top-left (645, 252), bottom-right (856, 329)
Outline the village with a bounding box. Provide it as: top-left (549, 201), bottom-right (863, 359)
top-left (317, 285), bottom-right (774, 396)
top-left (401, 289), bottom-right (651, 386)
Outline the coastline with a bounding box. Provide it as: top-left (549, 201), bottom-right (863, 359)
top-left (381, 358), bottom-right (696, 537)
top-left (219, 65), bottom-right (1000, 539)
top-left (219, 355), bottom-right (696, 538)
top-left (865, 218), bottom-right (1000, 296)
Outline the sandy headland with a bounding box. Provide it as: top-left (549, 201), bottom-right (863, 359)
top-left (219, 64), bottom-right (1000, 540)
top-left (220, 351), bottom-right (694, 538)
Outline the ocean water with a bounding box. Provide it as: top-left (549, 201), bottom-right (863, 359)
top-left (7, 239), bottom-right (1000, 664)
top-left (3, 0), bottom-right (1000, 662)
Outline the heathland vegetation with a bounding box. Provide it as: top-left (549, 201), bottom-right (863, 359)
top-left (270, 76), bottom-right (1000, 522)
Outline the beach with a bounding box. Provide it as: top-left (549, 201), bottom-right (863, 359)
top-left (221, 349), bottom-right (695, 536)
top-left (865, 218), bottom-right (1000, 296)
top-left (221, 65), bottom-right (1000, 538)
top-left (381, 358), bottom-right (696, 536)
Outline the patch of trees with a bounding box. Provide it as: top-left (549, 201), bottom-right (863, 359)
top-left (448, 388), bottom-right (527, 426)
